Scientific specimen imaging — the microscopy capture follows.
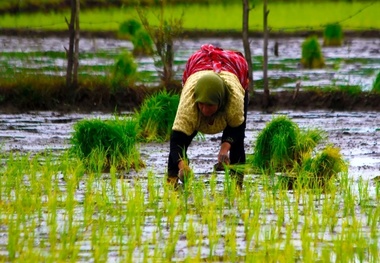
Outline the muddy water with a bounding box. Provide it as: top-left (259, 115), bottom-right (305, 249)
top-left (1, 110), bottom-right (379, 180)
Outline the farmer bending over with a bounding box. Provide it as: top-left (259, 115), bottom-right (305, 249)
top-left (167, 44), bottom-right (249, 188)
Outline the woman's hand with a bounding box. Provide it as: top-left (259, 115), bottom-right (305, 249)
top-left (218, 142), bottom-right (231, 164)
top-left (218, 153), bottom-right (230, 165)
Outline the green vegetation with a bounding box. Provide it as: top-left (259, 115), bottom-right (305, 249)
top-left (249, 116), bottom-right (346, 188)
top-left (323, 23), bottom-right (344, 46)
top-left (372, 71), bottom-right (380, 93)
top-left (69, 90), bottom-right (178, 173)
top-left (0, 146), bottom-right (378, 262)
top-left (0, 1), bottom-right (378, 259)
top-left (301, 36), bottom-right (325, 69)
top-left (70, 117), bottom-right (143, 172)
top-left (118, 19), bottom-right (153, 55)
top-left (136, 90), bottom-right (179, 142)
top-left (112, 50), bottom-right (138, 89)
top-left (1, 2), bottom-right (379, 32)
top-left (300, 145), bottom-right (347, 188)
top-left (250, 116), bottom-right (325, 172)
top-left (118, 18), bottom-right (142, 37)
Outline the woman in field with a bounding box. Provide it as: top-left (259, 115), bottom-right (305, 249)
top-left (167, 44), bottom-right (250, 188)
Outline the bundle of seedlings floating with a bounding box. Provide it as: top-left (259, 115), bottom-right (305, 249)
top-left (249, 115), bottom-right (347, 188)
top-left (136, 90), bottom-right (179, 142)
top-left (301, 36), bottom-right (325, 69)
top-left (70, 117), bottom-right (143, 173)
top-left (323, 23), bottom-right (344, 47)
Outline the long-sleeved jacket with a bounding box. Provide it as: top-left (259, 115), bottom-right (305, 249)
top-left (172, 70), bottom-right (245, 135)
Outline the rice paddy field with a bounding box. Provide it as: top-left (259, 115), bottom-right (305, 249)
top-left (0, 110), bottom-right (380, 262)
top-left (1, 35), bottom-right (379, 91)
top-left (0, 1), bottom-right (379, 32)
top-left (1, 1), bottom-right (380, 262)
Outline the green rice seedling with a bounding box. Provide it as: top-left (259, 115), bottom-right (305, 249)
top-left (131, 29), bottom-right (154, 56)
top-left (118, 19), bottom-right (142, 38)
top-left (295, 128), bottom-right (326, 161)
top-left (192, 179), bottom-right (205, 213)
top-left (301, 36), bottom-right (325, 69)
top-left (249, 115), bottom-right (345, 190)
top-left (357, 177), bottom-right (370, 207)
top-left (136, 90), bottom-right (179, 142)
top-left (224, 170), bottom-right (238, 209)
top-left (301, 145), bottom-right (347, 188)
top-left (372, 71), bottom-right (380, 93)
top-left (112, 50), bottom-right (138, 90)
top-left (186, 216), bottom-right (197, 247)
top-left (224, 215), bottom-right (238, 261)
top-left (118, 19), bottom-right (153, 55)
top-left (70, 116), bottom-right (143, 173)
top-left (323, 23), bottom-right (344, 47)
top-left (250, 115), bottom-right (300, 173)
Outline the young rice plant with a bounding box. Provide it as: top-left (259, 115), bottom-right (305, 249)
top-left (70, 116), bottom-right (143, 172)
top-left (136, 90), bottom-right (179, 142)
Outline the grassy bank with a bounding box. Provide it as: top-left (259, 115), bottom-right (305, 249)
top-left (0, 2), bottom-right (379, 33)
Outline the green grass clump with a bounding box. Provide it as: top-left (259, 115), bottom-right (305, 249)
top-left (250, 116), bottom-right (299, 172)
top-left (118, 19), bottom-right (153, 56)
top-left (300, 145), bottom-right (347, 188)
top-left (301, 36), bottom-right (325, 69)
top-left (250, 116), bottom-right (324, 173)
top-left (372, 71), bottom-right (380, 93)
top-left (131, 29), bottom-right (154, 56)
top-left (136, 90), bottom-right (179, 142)
top-left (250, 115), bottom-right (346, 188)
top-left (323, 23), bottom-right (344, 47)
top-left (119, 19), bottom-right (142, 37)
top-left (70, 117), bottom-right (143, 172)
top-left (112, 50), bottom-right (138, 90)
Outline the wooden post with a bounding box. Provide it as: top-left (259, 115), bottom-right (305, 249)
top-left (242, 0), bottom-right (254, 95)
top-left (73, 0), bottom-right (80, 87)
top-left (263, 0), bottom-right (270, 109)
top-left (66, 0), bottom-right (80, 94)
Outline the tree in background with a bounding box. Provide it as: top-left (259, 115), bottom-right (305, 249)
top-left (65, 0), bottom-right (80, 97)
top-left (242, 0), bottom-right (256, 97)
top-left (262, 0), bottom-right (270, 109)
top-left (136, 0), bottom-right (184, 91)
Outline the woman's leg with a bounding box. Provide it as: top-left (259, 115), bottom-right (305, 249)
top-left (229, 90), bottom-right (248, 164)
top-left (229, 90), bottom-right (248, 187)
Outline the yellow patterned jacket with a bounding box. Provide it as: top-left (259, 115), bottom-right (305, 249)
top-left (172, 70), bottom-right (245, 135)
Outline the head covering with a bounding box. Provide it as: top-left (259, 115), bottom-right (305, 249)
top-left (194, 72), bottom-right (226, 109)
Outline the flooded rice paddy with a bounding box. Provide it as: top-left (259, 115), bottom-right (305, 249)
top-left (1, 110), bottom-right (379, 179)
top-left (0, 110), bottom-right (380, 262)
top-left (1, 35), bottom-right (380, 90)
top-left (1, 34), bottom-right (380, 261)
